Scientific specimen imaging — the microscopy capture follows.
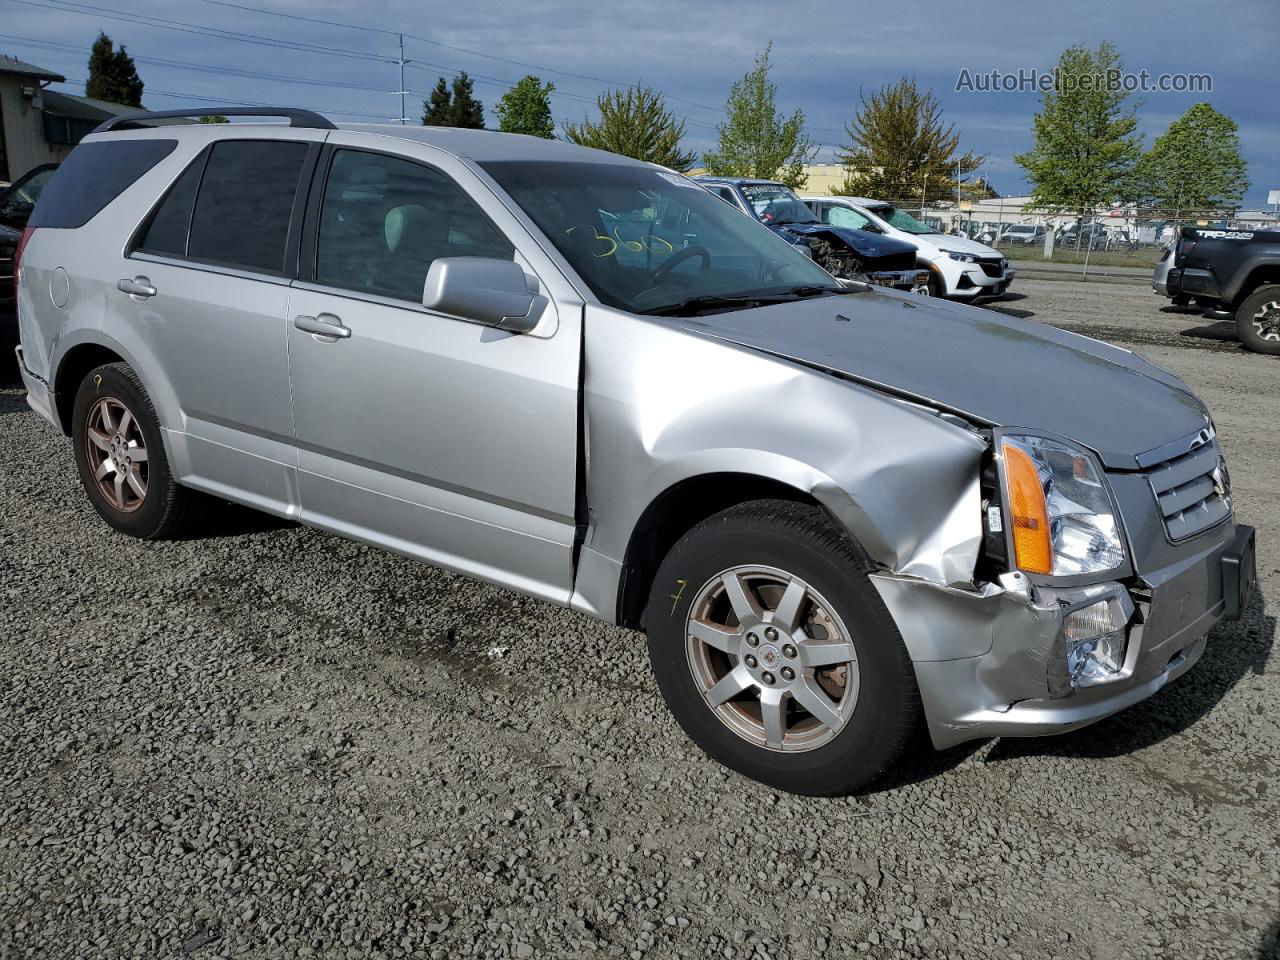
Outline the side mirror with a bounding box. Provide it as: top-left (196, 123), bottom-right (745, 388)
top-left (422, 257), bottom-right (540, 333)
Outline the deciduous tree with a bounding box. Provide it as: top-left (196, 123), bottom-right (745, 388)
top-left (702, 45), bottom-right (815, 189)
top-left (496, 76), bottom-right (555, 139)
top-left (1131, 102), bottom-right (1248, 214)
top-left (835, 77), bottom-right (982, 201)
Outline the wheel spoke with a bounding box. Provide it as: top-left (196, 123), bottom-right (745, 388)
top-left (112, 471), bottom-right (126, 506)
top-left (87, 428), bottom-right (112, 452)
top-left (94, 458), bottom-right (114, 481)
top-left (802, 641), bottom-right (856, 668)
top-left (99, 403), bottom-right (115, 432)
top-left (127, 445), bottom-right (148, 463)
top-left (706, 665), bottom-right (753, 706)
top-left (759, 689), bottom-right (788, 749)
top-left (793, 678), bottom-right (844, 731)
top-left (117, 408), bottom-right (133, 437)
top-left (126, 465), bottom-right (147, 499)
top-left (770, 577), bottom-right (808, 632)
top-left (721, 571), bottom-right (763, 624)
top-left (689, 618), bottom-right (740, 655)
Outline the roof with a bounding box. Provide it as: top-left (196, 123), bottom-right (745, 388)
top-left (336, 124), bottom-right (642, 165)
top-left (0, 54), bottom-right (64, 82)
top-left (42, 90), bottom-right (146, 121)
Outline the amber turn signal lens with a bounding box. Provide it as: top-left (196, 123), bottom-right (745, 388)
top-left (1002, 440), bottom-right (1052, 575)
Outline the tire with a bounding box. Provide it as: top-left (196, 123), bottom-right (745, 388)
top-left (71, 362), bottom-right (208, 538)
top-left (1235, 284), bottom-right (1280, 355)
top-left (925, 272), bottom-right (945, 298)
top-left (644, 500), bottom-right (919, 796)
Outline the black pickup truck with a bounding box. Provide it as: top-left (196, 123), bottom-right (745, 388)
top-left (1164, 226), bottom-right (1280, 354)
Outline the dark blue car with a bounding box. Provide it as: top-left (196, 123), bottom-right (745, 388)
top-left (694, 177), bottom-right (927, 291)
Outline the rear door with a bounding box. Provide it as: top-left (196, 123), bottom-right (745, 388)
top-left (285, 140), bottom-right (583, 603)
top-left (121, 134), bottom-right (325, 514)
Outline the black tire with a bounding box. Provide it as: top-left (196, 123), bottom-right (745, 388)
top-left (1235, 284), bottom-right (1280, 355)
top-left (645, 500), bottom-right (919, 796)
top-left (71, 362), bottom-right (208, 538)
top-left (925, 271), bottom-right (945, 298)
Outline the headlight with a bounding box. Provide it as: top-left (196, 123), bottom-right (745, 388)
top-left (942, 249), bottom-right (979, 263)
top-left (998, 434), bottom-right (1126, 577)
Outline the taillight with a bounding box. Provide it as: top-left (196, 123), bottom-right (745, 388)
top-left (14, 225), bottom-right (35, 298)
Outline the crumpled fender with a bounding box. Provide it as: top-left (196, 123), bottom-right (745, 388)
top-left (775, 223), bottom-right (918, 260)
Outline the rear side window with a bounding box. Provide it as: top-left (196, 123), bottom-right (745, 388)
top-left (28, 139), bottom-right (177, 229)
top-left (187, 140), bottom-right (308, 275)
top-left (134, 156), bottom-right (205, 257)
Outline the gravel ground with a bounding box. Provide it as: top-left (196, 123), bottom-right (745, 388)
top-left (1, 280), bottom-right (1277, 960)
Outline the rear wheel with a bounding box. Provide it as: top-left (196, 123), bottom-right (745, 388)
top-left (71, 362), bottom-right (208, 538)
top-left (645, 500), bottom-right (918, 795)
top-left (1235, 284), bottom-right (1280, 355)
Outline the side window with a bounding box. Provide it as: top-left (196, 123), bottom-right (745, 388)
top-left (826, 205), bottom-right (872, 230)
top-left (315, 149), bottom-right (513, 303)
top-left (715, 187), bottom-right (738, 206)
top-left (187, 140), bottom-right (308, 274)
top-left (28, 140), bottom-right (177, 229)
top-left (134, 155), bottom-right (205, 258)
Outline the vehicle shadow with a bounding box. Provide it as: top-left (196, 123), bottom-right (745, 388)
top-left (984, 590), bottom-right (1274, 764)
top-left (1179, 320), bottom-right (1239, 343)
top-left (979, 292), bottom-right (1036, 320)
top-left (176, 500), bottom-right (298, 540)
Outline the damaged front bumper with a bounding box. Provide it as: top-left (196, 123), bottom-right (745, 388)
top-left (872, 521), bottom-right (1254, 749)
top-left (867, 268), bottom-right (931, 293)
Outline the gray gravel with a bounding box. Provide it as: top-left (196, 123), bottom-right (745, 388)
top-left (1, 280), bottom-right (1277, 960)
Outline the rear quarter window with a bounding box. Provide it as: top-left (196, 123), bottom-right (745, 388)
top-left (28, 139), bottom-right (178, 229)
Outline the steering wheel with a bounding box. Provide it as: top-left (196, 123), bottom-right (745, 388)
top-left (650, 244), bottom-right (712, 285)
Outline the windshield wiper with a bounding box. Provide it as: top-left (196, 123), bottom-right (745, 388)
top-left (640, 285), bottom-right (851, 317)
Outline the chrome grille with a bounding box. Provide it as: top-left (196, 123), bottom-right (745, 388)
top-left (1145, 439), bottom-right (1231, 541)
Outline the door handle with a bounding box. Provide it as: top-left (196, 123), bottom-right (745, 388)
top-left (293, 314), bottom-right (351, 340)
top-left (117, 276), bottom-right (157, 298)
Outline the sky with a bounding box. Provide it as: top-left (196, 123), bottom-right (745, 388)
top-left (4, 0), bottom-right (1278, 207)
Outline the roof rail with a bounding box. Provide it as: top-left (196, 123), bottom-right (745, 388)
top-left (94, 107), bottom-right (336, 133)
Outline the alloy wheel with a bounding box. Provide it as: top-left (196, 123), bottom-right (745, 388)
top-left (84, 396), bottom-right (149, 513)
top-left (685, 565), bottom-right (859, 752)
top-left (1252, 300), bottom-right (1280, 342)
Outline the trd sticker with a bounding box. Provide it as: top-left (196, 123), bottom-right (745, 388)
top-left (1195, 230), bottom-right (1254, 240)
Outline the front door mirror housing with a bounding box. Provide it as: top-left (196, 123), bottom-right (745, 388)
top-left (421, 257), bottom-right (539, 333)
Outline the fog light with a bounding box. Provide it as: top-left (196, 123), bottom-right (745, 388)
top-left (1063, 599), bottom-right (1127, 686)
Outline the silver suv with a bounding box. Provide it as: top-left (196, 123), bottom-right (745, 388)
top-left (14, 108), bottom-right (1256, 795)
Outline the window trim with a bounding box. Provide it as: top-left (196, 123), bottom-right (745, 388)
top-left (127, 138), bottom-right (320, 279)
top-left (298, 143), bottom-right (516, 304)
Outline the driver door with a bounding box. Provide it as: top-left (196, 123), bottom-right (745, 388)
top-left (286, 142), bottom-right (583, 604)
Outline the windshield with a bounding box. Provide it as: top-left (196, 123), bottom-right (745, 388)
top-left (868, 204), bottom-right (934, 235)
top-left (735, 182), bottom-right (817, 226)
top-left (482, 161), bottom-right (839, 315)
top-left (2, 166), bottom-right (54, 209)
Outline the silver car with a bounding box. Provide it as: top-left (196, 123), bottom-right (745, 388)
top-left (14, 109), bottom-right (1256, 796)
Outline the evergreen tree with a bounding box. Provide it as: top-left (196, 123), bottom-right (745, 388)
top-left (448, 72), bottom-right (484, 129)
top-left (563, 85), bottom-right (695, 170)
top-left (496, 76), bottom-right (555, 139)
top-left (85, 32), bottom-right (144, 107)
top-left (422, 77), bottom-right (452, 126)
top-left (702, 44), bottom-right (814, 189)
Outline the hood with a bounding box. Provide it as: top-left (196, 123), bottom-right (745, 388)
top-left (919, 233), bottom-right (1001, 258)
top-left (776, 222), bottom-right (919, 259)
top-left (676, 291), bottom-right (1208, 470)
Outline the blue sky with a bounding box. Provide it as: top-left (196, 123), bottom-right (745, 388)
top-left (4, 0), bottom-right (1277, 206)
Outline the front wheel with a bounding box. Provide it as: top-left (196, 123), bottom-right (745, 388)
top-left (1235, 284), bottom-right (1280, 355)
top-left (645, 501), bottom-right (919, 795)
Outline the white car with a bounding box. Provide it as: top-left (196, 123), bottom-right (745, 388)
top-left (805, 196), bottom-right (1014, 300)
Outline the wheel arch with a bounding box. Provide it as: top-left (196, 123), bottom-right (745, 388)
top-left (52, 342), bottom-right (130, 435)
top-left (1229, 262), bottom-right (1280, 305)
top-left (615, 472), bottom-right (867, 630)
